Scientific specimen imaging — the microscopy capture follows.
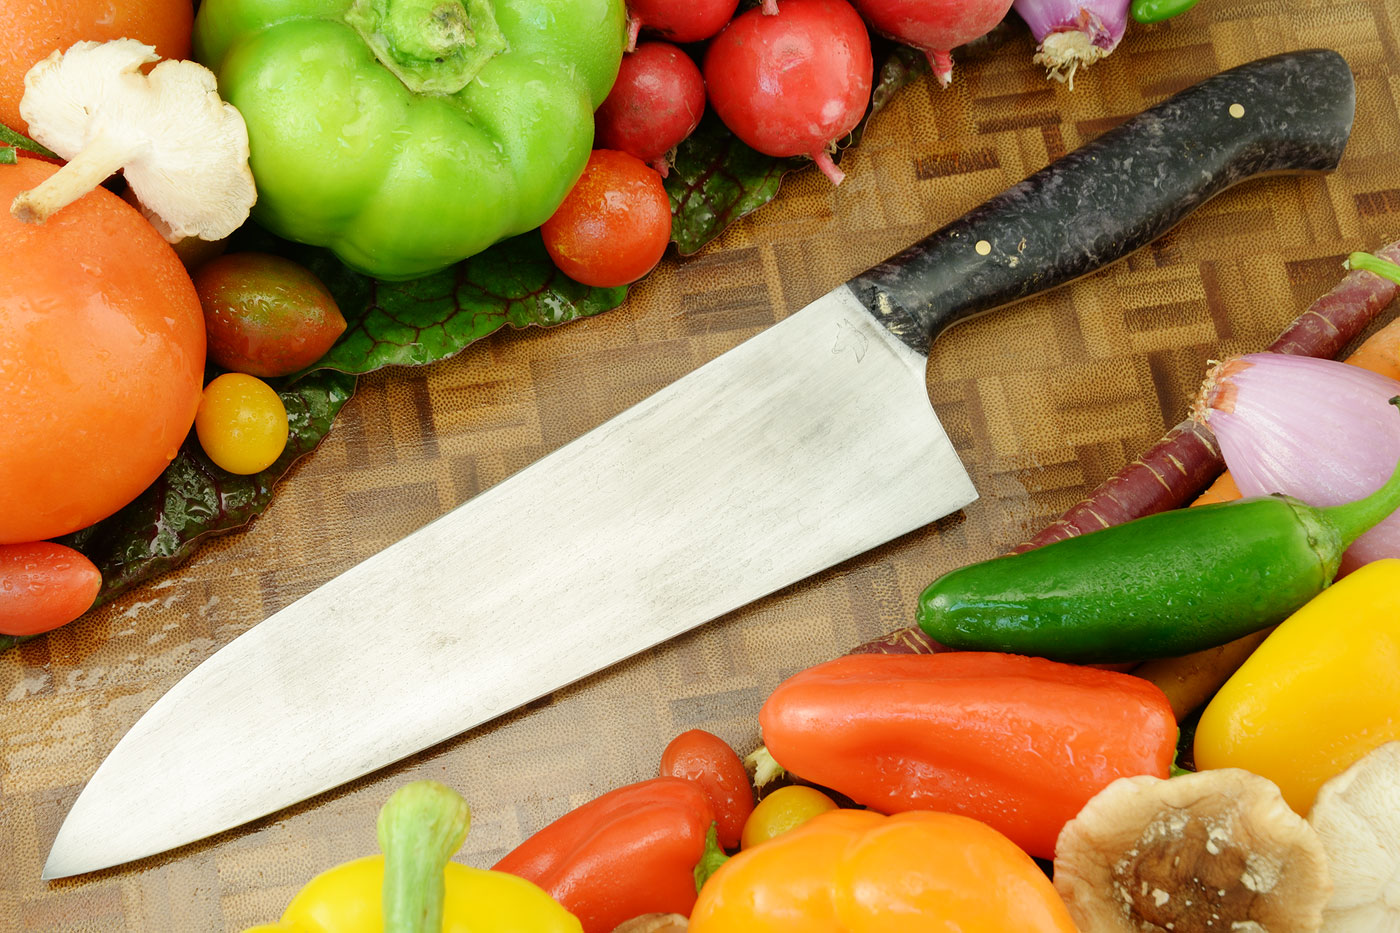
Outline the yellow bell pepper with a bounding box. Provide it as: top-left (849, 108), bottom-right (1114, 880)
top-left (688, 808), bottom-right (1076, 933)
top-left (245, 781), bottom-right (581, 933)
top-left (1195, 558), bottom-right (1400, 813)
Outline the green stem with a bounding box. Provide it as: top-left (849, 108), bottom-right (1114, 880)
top-left (0, 122), bottom-right (58, 159)
top-left (1348, 251), bottom-right (1400, 287)
top-left (1320, 398), bottom-right (1400, 545)
top-left (377, 780), bottom-right (471, 933)
top-left (346, 0), bottom-right (505, 95)
top-left (693, 823), bottom-right (729, 892)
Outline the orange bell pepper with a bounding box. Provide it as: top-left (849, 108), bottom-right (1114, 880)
top-left (688, 808), bottom-right (1075, 933)
top-left (759, 652), bottom-right (1176, 858)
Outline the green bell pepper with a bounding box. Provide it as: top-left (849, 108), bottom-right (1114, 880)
top-left (194, 0), bottom-right (626, 280)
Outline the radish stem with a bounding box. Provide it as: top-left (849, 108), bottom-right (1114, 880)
top-left (812, 149), bottom-right (845, 185)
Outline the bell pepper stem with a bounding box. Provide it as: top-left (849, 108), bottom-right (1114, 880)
top-left (693, 823), bottom-right (729, 892)
top-left (744, 745), bottom-right (786, 789)
top-left (377, 780), bottom-right (471, 933)
top-left (1319, 398), bottom-right (1400, 546)
top-left (346, 0), bottom-right (505, 94)
top-left (1348, 251), bottom-right (1400, 287)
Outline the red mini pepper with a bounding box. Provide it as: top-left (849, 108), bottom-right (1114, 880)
top-left (758, 652), bottom-right (1176, 858)
top-left (493, 777), bottom-right (716, 933)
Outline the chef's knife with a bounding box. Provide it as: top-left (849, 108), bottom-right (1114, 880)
top-left (44, 49), bottom-right (1354, 879)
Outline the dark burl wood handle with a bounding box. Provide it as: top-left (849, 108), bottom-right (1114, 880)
top-left (848, 49), bottom-right (1356, 353)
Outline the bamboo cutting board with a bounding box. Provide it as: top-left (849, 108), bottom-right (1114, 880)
top-left (4, 1), bottom-right (1400, 928)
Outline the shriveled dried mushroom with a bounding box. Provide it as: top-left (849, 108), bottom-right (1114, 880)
top-left (611, 915), bottom-right (688, 933)
top-left (11, 39), bottom-right (255, 241)
top-left (1308, 742), bottom-right (1400, 932)
top-left (1054, 770), bottom-right (1332, 933)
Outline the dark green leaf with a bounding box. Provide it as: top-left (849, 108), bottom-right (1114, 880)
top-left (0, 120), bottom-right (58, 159)
top-left (230, 227), bottom-right (629, 377)
top-left (0, 370), bottom-right (357, 656)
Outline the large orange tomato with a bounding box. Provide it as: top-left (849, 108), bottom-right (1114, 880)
top-left (0, 0), bottom-right (193, 135)
top-left (0, 157), bottom-right (205, 544)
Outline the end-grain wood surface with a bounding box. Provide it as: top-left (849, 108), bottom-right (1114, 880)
top-left (4, 1), bottom-right (1399, 928)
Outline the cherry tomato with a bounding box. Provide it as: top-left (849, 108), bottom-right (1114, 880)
top-left (659, 729), bottom-right (756, 850)
top-left (0, 542), bottom-right (102, 636)
top-left (195, 374), bottom-right (290, 475)
top-left (541, 149), bottom-right (672, 288)
top-left (740, 785), bottom-right (840, 849)
top-left (194, 253), bottom-right (347, 378)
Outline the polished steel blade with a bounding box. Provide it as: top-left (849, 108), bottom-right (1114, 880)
top-left (44, 284), bottom-right (975, 878)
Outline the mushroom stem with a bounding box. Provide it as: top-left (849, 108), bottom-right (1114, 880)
top-left (11, 134), bottom-right (141, 224)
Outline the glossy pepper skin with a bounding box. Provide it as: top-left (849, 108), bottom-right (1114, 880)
top-left (918, 441), bottom-right (1400, 663)
top-left (759, 653), bottom-right (1176, 858)
top-left (1195, 558), bottom-right (1400, 813)
top-left (689, 808), bottom-right (1077, 933)
top-left (193, 0), bottom-right (626, 280)
top-left (246, 780), bottom-right (581, 933)
top-left (493, 777), bottom-right (716, 933)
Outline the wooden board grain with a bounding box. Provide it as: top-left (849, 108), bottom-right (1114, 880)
top-left (4, 1), bottom-right (1400, 928)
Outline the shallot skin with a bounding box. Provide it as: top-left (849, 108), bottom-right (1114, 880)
top-left (1012, 0), bottom-right (1130, 86)
top-left (850, 0), bottom-right (1015, 86)
top-left (1201, 353), bottom-right (1400, 576)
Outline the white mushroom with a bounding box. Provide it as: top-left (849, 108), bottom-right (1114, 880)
top-left (1308, 742), bottom-right (1400, 932)
top-left (11, 39), bottom-right (255, 242)
top-left (1054, 769), bottom-right (1333, 933)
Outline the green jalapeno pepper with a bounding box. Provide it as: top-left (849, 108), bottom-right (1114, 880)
top-left (918, 399), bottom-right (1400, 663)
top-left (1132, 0), bottom-right (1202, 24)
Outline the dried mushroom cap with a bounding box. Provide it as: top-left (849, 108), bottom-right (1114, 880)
top-left (1054, 770), bottom-right (1332, 933)
top-left (12, 39), bottom-right (255, 241)
top-left (1308, 742), bottom-right (1400, 932)
top-left (610, 915), bottom-right (688, 933)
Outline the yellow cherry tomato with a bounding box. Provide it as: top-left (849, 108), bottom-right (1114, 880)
top-left (195, 373), bottom-right (289, 475)
top-left (740, 785), bottom-right (840, 850)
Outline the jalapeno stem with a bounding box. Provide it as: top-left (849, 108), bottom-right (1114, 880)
top-left (1318, 397), bottom-right (1400, 545)
top-left (377, 780), bottom-right (471, 933)
top-left (1348, 251), bottom-right (1400, 287)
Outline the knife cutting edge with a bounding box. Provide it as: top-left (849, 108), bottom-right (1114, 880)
top-left (43, 49), bottom-right (1355, 879)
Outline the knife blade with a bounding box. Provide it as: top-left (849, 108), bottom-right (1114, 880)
top-left (44, 49), bottom-right (1355, 879)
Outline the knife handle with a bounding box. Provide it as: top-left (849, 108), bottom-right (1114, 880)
top-left (847, 49), bottom-right (1355, 351)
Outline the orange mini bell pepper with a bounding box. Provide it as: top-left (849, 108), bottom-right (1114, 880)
top-left (689, 808), bottom-right (1076, 933)
top-left (759, 652), bottom-right (1176, 858)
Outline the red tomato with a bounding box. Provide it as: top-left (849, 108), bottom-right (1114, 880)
top-left (660, 729), bottom-right (756, 850)
top-left (541, 149), bottom-right (672, 288)
top-left (0, 542), bottom-right (102, 636)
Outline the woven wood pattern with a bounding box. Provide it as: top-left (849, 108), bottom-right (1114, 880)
top-left (4, 1), bottom-right (1399, 928)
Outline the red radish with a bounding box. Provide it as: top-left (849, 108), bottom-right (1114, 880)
top-left (595, 43), bottom-right (705, 178)
top-left (704, 0), bottom-right (873, 186)
top-left (850, 0), bottom-right (1016, 87)
top-left (626, 0), bottom-right (740, 50)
